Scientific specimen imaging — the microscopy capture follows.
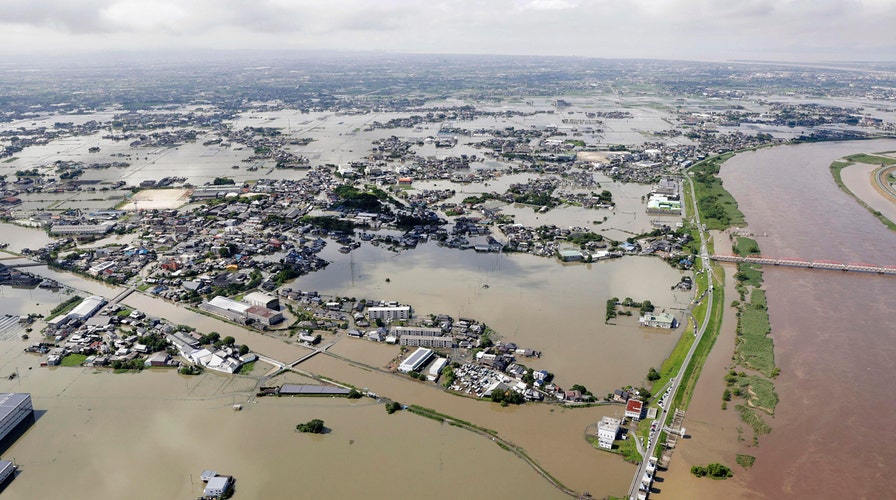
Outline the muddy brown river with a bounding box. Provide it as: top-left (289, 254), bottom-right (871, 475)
top-left (659, 139), bottom-right (896, 499)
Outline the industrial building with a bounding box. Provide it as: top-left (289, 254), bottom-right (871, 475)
top-left (69, 296), bottom-right (106, 319)
top-left (243, 291), bottom-right (280, 310)
top-left (201, 296), bottom-right (282, 325)
top-left (368, 306), bottom-right (411, 320)
top-left (0, 393), bottom-right (33, 443)
top-left (597, 416), bottom-right (621, 449)
top-left (49, 222), bottom-right (115, 236)
top-left (558, 249), bottom-right (584, 262)
top-left (200, 296), bottom-right (250, 322)
top-left (47, 296), bottom-right (106, 330)
top-left (398, 347), bottom-right (434, 373)
top-left (203, 474), bottom-right (232, 498)
top-left (646, 194), bottom-right (682, 215)
top-left (427, 357), bottom-right (448, 381)
top-left (0, 460), bottom-right (15, 486)
top-left (246, 305), bottom-right (284, 326)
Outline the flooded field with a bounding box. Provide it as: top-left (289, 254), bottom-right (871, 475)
top-left (297, 242), bottom-right (690, 390)
top-left (0, 344), bottom-right (567, 500)
top-left (0, 102), bottom-right (696, 498)
top-left (0, 223), bottom-right (685, 497)
top-left (299, 354), bottom-right (634, 497)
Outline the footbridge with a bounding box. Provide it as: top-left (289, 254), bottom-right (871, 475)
top-left (711, 254), bottom-right (896, 275)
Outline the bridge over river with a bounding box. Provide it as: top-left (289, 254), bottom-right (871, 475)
top-left (711, 254), bottom-right (896, 275)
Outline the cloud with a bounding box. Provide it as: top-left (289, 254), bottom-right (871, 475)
top-left (519, 0), bottom-right (580, 11)
top-left (0, 0), bottom-right (894, 61)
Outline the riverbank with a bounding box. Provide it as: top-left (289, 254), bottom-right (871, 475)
top-left (652, 263), bottom-right (761, 499)
top-left (830, 153), bottom-right (896, 229)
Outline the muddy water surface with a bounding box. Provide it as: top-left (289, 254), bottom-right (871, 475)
top-left (715, 140), bottom-right (896, 499)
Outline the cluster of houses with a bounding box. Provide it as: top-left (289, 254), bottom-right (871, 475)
top-left (179, 342), bottom-right (256, 375)
top-left (31, 294), bottom-right (257, 374)
top-left (445, 361), bottom-right (548, 402)
top-left (344, 304), bottom-right (506, 351)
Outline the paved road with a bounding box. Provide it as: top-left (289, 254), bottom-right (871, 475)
top-left (628, 172), bottom-right (716, 499)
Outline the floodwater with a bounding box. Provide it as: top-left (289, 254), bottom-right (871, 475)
top-left (0, 344), bottom-right (567, 500)
top-left (2, 225), bottom-right (688, 497)
top-left (675, 139), bottom-right (896, 499)
top-left (296, 242), bottom-right (691, 391)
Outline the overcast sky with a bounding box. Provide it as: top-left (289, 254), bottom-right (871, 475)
top-left (2, 0), bottom-right (895, 62)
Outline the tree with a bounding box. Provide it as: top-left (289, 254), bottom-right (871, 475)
top-left (647, 367), bottom-right (661, 381)
top-left (570, 384), bottom-right (592, 396)
top-left (639, 300), bottom-right (655, 314)
top-left (238, 344), bottom-right (250, 356)
top-left (199, 332), bottom-right (220, 345)
top-left (222, 336), bottom-right (236, 346)
top-left (691, 463), bottom-right (733, 478)
top-left (347, 389), bottom-right (362, 399)
top-left (296, 419), bottom-right (326, 433)
top-left (522, 368), bottom-right (535, 386)
top-left (385, 401), bottom-right (402, 414)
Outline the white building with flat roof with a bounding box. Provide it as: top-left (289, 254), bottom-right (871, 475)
top-left (203, 475), bottom-right (232, 498)
top-left (427, 357), bottom-right (448, 381)
top-left (597, 416), bottom-right (621, 449)
top-left (398, 347), bottom-right (433, 373)
top-left (368, 306), bottom-right (411, 320)
top-left (639, 311), bottom-right (677, 329)
top-left (392, 326), bottom-right (442, 337)
top-left (399, 334), bottom-right (453, 349)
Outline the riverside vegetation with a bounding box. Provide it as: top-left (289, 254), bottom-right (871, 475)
top-left (726, 236), bottom-right (778, 446)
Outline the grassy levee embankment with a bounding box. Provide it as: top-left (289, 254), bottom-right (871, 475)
top-left (663, 261), bottom-right (725, 431)
top-left (830, 156), bottom-right (896, 231)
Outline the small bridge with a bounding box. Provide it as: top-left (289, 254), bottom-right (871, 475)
top-left (711, 254), bottom-right (896, 275)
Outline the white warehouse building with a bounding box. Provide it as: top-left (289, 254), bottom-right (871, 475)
top-left (0, 393), bottom-right (33, 443)
top-left (398, 348), bottom-right (434, 373)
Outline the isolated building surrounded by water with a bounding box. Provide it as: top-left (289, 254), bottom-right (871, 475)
top-left (0, 393), bottom-right (33, 442)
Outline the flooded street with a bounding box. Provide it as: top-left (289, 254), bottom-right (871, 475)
top-left (704, 139), bottom-right (896, 498)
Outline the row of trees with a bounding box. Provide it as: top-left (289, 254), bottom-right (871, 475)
top-left (198, 332), bottom-right (250, 355)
